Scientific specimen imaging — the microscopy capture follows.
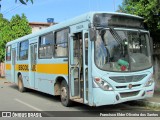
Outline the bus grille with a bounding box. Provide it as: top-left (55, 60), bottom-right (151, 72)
top-left (109, 74), bottom-right (147, 83)
top-left (120, 91), bottom-right (140, 98)
top-left (116, 84), bottom-right (141, 89)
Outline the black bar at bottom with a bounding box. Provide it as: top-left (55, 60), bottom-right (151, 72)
top-left (0, 111), bottom-right (159, 117)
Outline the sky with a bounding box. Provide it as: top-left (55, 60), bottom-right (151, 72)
top-left (0, 0), bottom-right (123, 23)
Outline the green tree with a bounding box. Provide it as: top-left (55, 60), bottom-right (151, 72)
top-left (0, 14), bottom-right (10, 61)
top-left (0, 0), bottom-right (33, 4)
top-left (15, 0), bottom-right (33, 5)
top-left (118, 0), bottom-right (160, 32)
top-left (10, 14), bottom-right (31, 39)
top-left (0, 14), bottom-right (31, 61)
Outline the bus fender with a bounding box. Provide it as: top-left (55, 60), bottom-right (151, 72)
top-left (54, 76), bottom-right (68, 95)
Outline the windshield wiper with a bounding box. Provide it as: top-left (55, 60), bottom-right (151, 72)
top-left (109, 27), bottom-right (126, 57)
top-left (109, 27), bottom-right (123, 45)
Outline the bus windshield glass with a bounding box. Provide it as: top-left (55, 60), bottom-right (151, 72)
top-left (95, 29), bottom-right (152, 72)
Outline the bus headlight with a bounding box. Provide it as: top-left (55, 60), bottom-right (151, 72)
top-left (144, 76), bottom-right (154, 87)
top-left (94, 77), bottom-right (113, 91)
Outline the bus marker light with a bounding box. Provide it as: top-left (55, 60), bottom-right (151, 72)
top-left (95, 77), bottom-right (100, 82)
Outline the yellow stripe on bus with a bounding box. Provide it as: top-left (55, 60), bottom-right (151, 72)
top-left (15, 64), bottom-right (29, 72)
top-left (36, 64), bottom-right (68, 75)
top-left (6, 64), bottom-right (68, 75)
top-left (5, 64), bottom-right (11, 70)
top-left (6, 63), bottom-right (68, 75)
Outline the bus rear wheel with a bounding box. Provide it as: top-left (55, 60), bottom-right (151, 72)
top-left (60, 80), bottom-right (72, 107)
top-left (18, 75), bottom-right (26, 92)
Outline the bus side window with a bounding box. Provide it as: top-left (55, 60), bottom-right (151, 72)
top-left (6, 46), bottom-right (11, 61)
top-left (55, 28), bottom-right (69, 57)
top-left (39, 32), bottom-right (54, 59)
top-left (19, 40), bottom-right (29, 60)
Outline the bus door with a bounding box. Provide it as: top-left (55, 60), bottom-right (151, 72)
top-left (11, 48), bottom-right (16, 82)
top-left (69, 31), bottom-right (89, 103)
top-left (29, 43), bottom-right (37, 88)
top-left (82, 31), bottom-right (89, 103)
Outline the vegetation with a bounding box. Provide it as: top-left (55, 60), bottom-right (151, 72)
top-left (0, 14), bottom-right (31, 61)
top-left (0, 0), bottom-right (33, 9)
top-left (0, 0), bottom-right (33, 61)
top-left (118, 0), bottom-right (160, 32)
top-left (15, 0), bottom-right (33, 5)
top-left (0, 0), bottom-right (33, 5)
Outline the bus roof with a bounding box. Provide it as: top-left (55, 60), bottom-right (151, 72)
top-left (6, 11), bottom-right (143, 46)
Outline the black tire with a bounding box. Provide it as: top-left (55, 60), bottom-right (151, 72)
top-left (60, 80), bottom-right (72, 107)
top-left (18, 74), bottom-right (26, 92)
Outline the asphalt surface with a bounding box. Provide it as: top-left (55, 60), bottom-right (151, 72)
top-left (0, 79), bottom-right (159, 120)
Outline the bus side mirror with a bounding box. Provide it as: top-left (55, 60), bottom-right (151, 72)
top-left (89, 28), bottom-right (96, 41)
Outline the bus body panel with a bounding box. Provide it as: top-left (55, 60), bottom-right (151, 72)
top-left (93, 83), bottom-right (154, 106)
top-left (5, 58), bottom-right (11, 82)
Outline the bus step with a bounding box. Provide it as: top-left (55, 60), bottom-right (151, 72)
top-left (81, 88), bottom-right (88, 91)
top-left (70, 96), bottom-right (81, 99)
top-left (72, 98), bottom-right (83, 103)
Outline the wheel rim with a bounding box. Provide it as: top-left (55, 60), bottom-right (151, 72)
top-left (61, 87), bottom-right (67, 101)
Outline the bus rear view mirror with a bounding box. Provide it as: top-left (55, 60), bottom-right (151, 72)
top-left (89, 28), bottom-right (96, 41)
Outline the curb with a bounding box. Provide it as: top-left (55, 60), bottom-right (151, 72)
top-left (136, 100), bottom-right (160, 109)
top-left (142, 101), bottom-right (160, 108)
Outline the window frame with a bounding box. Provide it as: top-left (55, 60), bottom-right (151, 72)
top-left (19, 40), bottom-right (29, 60)
top-left (54, 28), bottom-right (69, 58)
top-left (6, 45), bottom-right (11, 61)
top-left (38, 32), bottom-right (54, 59)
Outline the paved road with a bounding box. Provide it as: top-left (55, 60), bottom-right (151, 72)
top-left (0, 79), bottom-right (159, 120)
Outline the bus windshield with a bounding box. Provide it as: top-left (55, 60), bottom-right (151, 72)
top-left (95, 29), bottom-right (152, 72)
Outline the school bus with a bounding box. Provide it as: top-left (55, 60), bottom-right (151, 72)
top-left (5, 12), bottom-right (154, 107)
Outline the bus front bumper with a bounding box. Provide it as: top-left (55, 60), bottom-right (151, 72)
top-left (92, 83), bottom-right (154, 106)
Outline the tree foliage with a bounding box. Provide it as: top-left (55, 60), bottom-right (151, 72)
top-left (118, 0), bottom-right (160, 32)
top-left (15, 0), bottom-right (33, 5)
top-left (0, 14), bottom-right (31, 61)
top-left (0, 0), bottom-right (33, 5)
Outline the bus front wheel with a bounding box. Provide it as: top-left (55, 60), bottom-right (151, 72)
top-left (18, 75), bottom-right (26, 92)
top-left (60, 80), bottom-right (72, 107)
